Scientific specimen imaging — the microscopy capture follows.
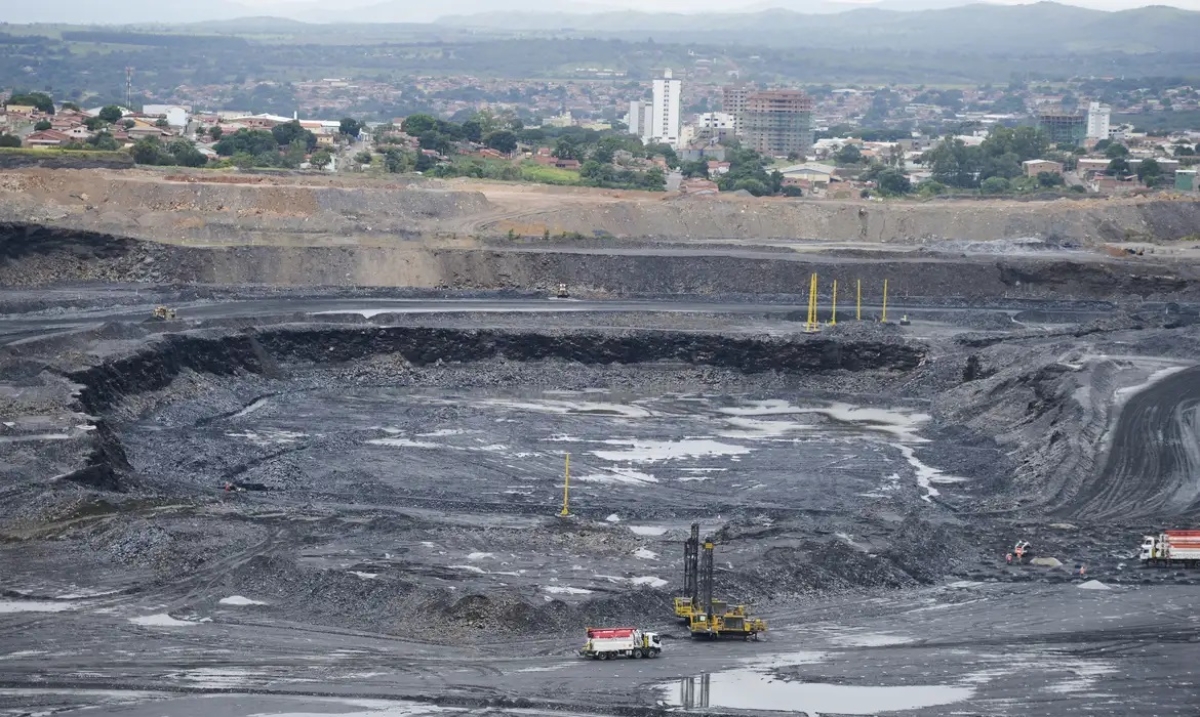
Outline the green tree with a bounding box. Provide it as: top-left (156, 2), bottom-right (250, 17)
top-left (355, 150), bottom-right (373, 165)
top-left (271, 121), bottom-right (317, 152)
top-left (98, 105), bottom-right (124, 123)
top-left (209, 126), bottom-right (223, 141)
top-left (1094, 139), bottom-right (1112, 152)
top-left (310, 149), bottom-right (332, 169)
top-left (33, 120), bottom-right (51, 131)
top-left (1136, 158), bottom-right (1162, 185)
top-left (0, 134), bottom-right (21, 147)
top-left (835, 143), bottom-right (862, 165)
top-left (214, 129), bottom-right (278, 157)
top-left (484, 130), bottom-right (518, 154)
top-left (8, 92), bottom-right (54, 114)
top-left (61, 102), bottom-right (81, 112)
top-left (87, 132), bottom-right (119, 151)
top-left (1107, 157), bottom-right (1130, 177)
top-left (1104, 143), bottom-right (1129, 159)
top-left (129, 137), bottom-right (168, 165)
top-left (167, 139), bottom-right (207, 167)
top-left (980, 176), bottom-right (1011, 193)
top-left (401, 114), bottom-right (439, 136)
top-left (679, 160), bottom-right (709, 178)
top-left (874, 168), bottom-right (912, 195)
top-left (339, 118), bottom-right (363, 137)
top-left (122, 119), bottom-right (136, 130)
top-left (644, 142), bottom-right (679, 168)
top-left (383, 148), bottom-right (408, 173)
top-left (461, 118), bottom-right (484, 143)
top-left (84, 116), bottom-right (106, 131)
top-left (552, 137), bottom-right (580, 160)
top-left (155, 119), bottom-right (170, 128)
top-left (418, 131), bottom-right (450, 155)
top-left (231, 152), bottom-right (255, 170)
top-left (1037, 171), bottom-right (1065, 188)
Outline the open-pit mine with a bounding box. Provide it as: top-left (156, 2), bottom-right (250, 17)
top-left (2, 170), bottom-right (1199, 717)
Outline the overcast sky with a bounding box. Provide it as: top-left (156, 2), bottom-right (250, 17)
top-left (242, 0), bottom-right (1200, 11)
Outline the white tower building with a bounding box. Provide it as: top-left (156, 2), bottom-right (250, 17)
top-left (651, 69), bottom-right (682, 147)
top-left (1087, 101), bottom-right (1112, 141)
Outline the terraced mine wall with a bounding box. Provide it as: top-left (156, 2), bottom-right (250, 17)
top-left (4, 224), bottom-right (1200, 300)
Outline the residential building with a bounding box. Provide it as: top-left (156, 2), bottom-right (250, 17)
top-left (650, 69), bottom-right (682, 147)
top-left (1077, 158), bottom-right (1111, 174)
top-left (742, 90), bottom-right (814, 158)
top-left (722, 85), bottom-right (749, 135)
top-left (627, 100), bottom-right (652, 142)
top-left (1086, 102), bottom-right (1111, 141)
top-left (1176, 169), bottom-right (1197, 192)
top-left (1036, 109), bottom-right (1087, 147)
top-left (142, 104), bottom-right (190, 128)
top-left (779, 162), bottom-right (835, 184)
top-left (23, 129), bottom-right (71, 147)
top-left (1023, 159), bottom-right (1064, 177)
top-left (698, 112), bottom-right (735, 130)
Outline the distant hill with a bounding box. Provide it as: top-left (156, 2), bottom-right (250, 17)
top-left (434, 1), bottom-right (1200, 53)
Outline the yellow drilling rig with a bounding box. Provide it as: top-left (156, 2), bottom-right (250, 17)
top-left (671, 523), bottom-right (767, 640)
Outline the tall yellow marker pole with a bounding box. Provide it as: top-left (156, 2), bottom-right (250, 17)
top-left (559, 452), bottom-right (571, 517)
top-left (856, 279), bottom-right (862, 322)
top-left (830, 280), bottom-right (837, 326)
top-left (808, 273), bottom-right (819, 332)
top-left (881, 279), bottom-right (889, 323)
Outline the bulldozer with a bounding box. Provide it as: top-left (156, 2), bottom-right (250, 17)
top-left (151, 306), bottom-right (177, 320)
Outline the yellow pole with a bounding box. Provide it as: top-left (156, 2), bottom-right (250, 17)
top-left (560, 452), bottom-right (571, 517)
top-left (807, 274), bottom-right (813, 330)
top-left (830, 280), bottom-right (837, 326)
top-left (856, 279), bottom-right (862, 322)
top-left (882, 279), bottom-right (889, 323)
top-left (809, 273), bottom-right (819, 331)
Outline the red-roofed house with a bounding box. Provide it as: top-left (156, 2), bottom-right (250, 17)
top-left (24, 129), bottom-right (71, 147)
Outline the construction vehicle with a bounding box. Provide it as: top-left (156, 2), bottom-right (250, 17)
top-left (1006, 540), bottom-right (1034, 564)
top-left (1141, 530), bottom-right (1200, 568)
top-left (899, 314), bottom-right (911, 326)
top-left (688, 537), bottom-right (767, 640)
top-left (579, 627), bottom-right (662, 660)
top-left (672, 523), bottom-right (702, 623)
top-left (151, 306), bottom-right (176, 320)
top-left (555, 283), bottom-right (570, 299)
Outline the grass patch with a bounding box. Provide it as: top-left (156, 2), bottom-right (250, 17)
top-left (518, 162), bottom-right (581, 186)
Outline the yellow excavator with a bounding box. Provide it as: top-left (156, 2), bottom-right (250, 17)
top-left (151, 306), bottom-right (177, 320)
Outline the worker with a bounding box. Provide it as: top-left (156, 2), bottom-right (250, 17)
top-left (1006, 552), bottom-right (1013, 565)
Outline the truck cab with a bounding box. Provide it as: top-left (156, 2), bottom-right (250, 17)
top-left (1140, 535), bottom-right (1159, 561)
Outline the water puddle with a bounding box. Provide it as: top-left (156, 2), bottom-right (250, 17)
top-left (830, 633), bottom-right (914, 647)
top-left (665, 671), bottom-right (973, 713)
top-left (591, 438), bottom-right (750, 463)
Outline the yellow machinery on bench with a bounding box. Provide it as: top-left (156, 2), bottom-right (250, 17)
top-left (687, 536), bottom-right (767, 640)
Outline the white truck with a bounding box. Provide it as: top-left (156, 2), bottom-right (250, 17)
top-left (1140, 530), bottom-right (1200, 568)
top-left (579, 627), bottom-right (663, 660)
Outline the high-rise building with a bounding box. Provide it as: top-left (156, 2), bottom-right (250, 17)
top-left (722, 85), bottom-right (749, 135)
top-left (1037, 108), bottom-right (1087, 147)
top-left (1086, 101), bottom-right (1112, 141)
top-left (651, 69), bottom-right (682, 147)
top-left (626, 101), bottom-right (654, 144)
top-left (741, 90), bottom-right (814, 158)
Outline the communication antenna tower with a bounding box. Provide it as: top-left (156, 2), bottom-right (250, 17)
top-left (125, 67), bottom-right (134, 110)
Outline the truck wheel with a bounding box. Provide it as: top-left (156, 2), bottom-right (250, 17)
top-left (634, 649), bottom-right (644, 658)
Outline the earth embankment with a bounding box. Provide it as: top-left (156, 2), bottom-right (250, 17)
top-left (3, 168), bottom-right (1200, 245)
